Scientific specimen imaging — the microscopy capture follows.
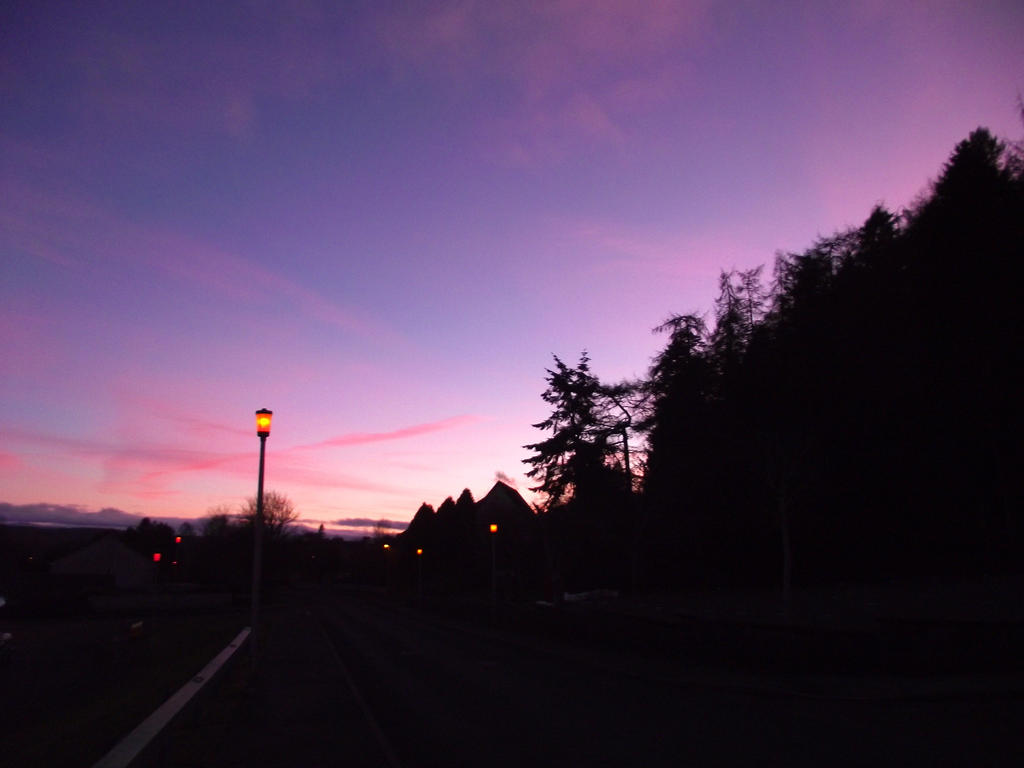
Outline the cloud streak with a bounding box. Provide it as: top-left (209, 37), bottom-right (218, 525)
top-left (0, 171), bottom-right (385, 341)
top-left (300, 414), bottom-right (483, 450)
top-left (0, 502), bottom-right (405, 539)
top-left (4, 413), bottom-right (483, 506)
top-left (332, 518), bottom-right (406, 531)
top-left (0, 502), bottom-right (176, 530)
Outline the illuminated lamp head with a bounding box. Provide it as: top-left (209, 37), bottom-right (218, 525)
top-left (256, 408), bottom-right (273, 437)
top-left (152, 553), bottom-right (161, 563)
top-left (416, 548), bottom-right (423, 556)
top-left (489, 523), bottom-right (498, 534)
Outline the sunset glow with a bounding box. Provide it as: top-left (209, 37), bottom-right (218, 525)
top-left (1, 1), bottom-right (1021, 537)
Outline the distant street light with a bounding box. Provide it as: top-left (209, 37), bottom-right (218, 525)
top-left (172, 536), bottom-right (182, 582)
top-left (251, 408), bottom-right (272, 668)
top-left (489, 524), bottom-right (498, 622)
top-left (416, 548), bottom-right (424, 602)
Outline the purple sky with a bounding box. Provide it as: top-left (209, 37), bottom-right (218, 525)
top-left (2, 1), bottom-right (1021, 536)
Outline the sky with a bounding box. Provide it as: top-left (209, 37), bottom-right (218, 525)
top-left (2, 1), bottom-right (1022, 536)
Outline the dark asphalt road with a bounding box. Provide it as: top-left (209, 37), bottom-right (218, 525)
top-left (311, 590), bottom-right (1024, 767)
top-left (163, 587), bottom-right (1024, 767)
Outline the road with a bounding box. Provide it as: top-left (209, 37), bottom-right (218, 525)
top-left (308, 589), bottom-right (1024, 767)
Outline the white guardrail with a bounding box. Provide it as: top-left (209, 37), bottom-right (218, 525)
top-left (92, 626), bottom-right (251, 768)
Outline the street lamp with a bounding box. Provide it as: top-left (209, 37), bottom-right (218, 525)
top-left (256, 409), bottom-right (272, 436)
top-left (251, 408), bottom-right (272, 668)
top-left (489, 524), bottom-right (498, 622)
top-left (416, 548), bottom-right (423, 603)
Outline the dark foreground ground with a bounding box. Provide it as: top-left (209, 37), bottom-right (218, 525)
top-left (0, 605), bottom-right (243, 767)
top-left (158, 584), bottom-right (1024, 768)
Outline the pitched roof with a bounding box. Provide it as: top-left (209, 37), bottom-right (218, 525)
top-left (475, 481), bottom-right (533, 529)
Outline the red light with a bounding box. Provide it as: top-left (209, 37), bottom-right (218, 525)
top-left (153, 553), bottom-right (161, 562)
top-left (175, 536), bottom-right (182, 544)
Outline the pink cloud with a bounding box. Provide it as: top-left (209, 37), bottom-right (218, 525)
top-left (152, 413), bottom-right (250, 443)
top-left (108, 442), bottom-right (405, 501)
top-left (131, 450), bottom-right (248, 483)
top-left (112, 446), bottom-right (409, 501)
top-left (0, 171), bottom-right (388, 340)
top-left (4, 426), bottom-right (245, 501)
top-left (0, 168), bottom-right (107, 272)
top-left (0, 451), bottom-right (23, 471)
top-left (562, 92), bottom-right (624, 143)
top-left (4, 413), bottom-right (483, 507)
top-left (0, 306), bottom-right (70, 384)
top-left (304, 414), bottom-right (484, 450)
top-left (559, 216), bottom-right (747, 281)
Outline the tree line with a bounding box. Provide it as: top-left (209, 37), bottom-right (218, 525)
top-left (121, 493), bottom-right (388, 591)
top-left (10, 127), bottom-right (1017, 613)
top-left (523, 127), bottom-right (1024, 599)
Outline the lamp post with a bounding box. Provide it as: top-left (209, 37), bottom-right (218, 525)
top-left (489, 523), bottom-right (498, 623)
top-left (251, 408), bottom-right (272, 668)
top-left (416, 548), bottom-right (423, 603)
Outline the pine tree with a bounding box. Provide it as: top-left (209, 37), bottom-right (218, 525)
top-left (522, 353), bottom-right (607, 510)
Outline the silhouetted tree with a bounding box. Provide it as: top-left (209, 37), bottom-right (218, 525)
top-left (710, 271), bottom-right (744, 380)
top-left (524, 353), bottom-right (633, 591)
top-left (240, 491), bottom-right (298, 538)
top-left (641, 314), bottom-right (722, 585)
top-left (598, 379), bottom-right (647, 490)
top-left (523, 353), bottom-right (610, 509)
top-left (123, 517), bottom-right (175, 558)
top-left (523, 125), bottom-right (1024, 596)
top-left (597, 378), bottom-right (648, 591)
top-left (201, 506), bottom-right (235, 537)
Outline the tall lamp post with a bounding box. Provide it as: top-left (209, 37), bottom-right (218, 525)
top-left (416, 548), bottom-right (423, 604)
top-left (489, 523), bottom-right (498, 623)
top-left (251, 408), bottom-right (272, 668)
